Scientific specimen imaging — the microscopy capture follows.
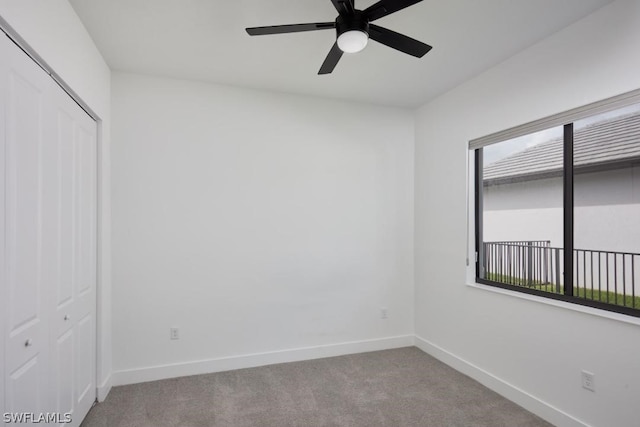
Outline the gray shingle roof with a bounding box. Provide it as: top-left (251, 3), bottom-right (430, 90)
top-left (483, 112), bottom-right (640, 185)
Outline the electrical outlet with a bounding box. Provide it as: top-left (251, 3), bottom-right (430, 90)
top-left (582, 370), bottom-right (595, 392)
top-left (380, 307), bottom-right (388, 319)
top-left (170, 328), bottom-right (179, 340)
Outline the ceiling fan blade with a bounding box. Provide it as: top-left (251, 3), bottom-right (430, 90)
top-left (368, 24), bottom-right (432, 58)
top-left (330, 0), bottom-right (355, 16)
top-left (246, 22), bottom-right (335, 36)
top-left (318, 42), bottom-right (344, 75)
top-left (363, 0), bottom-right (423, 22)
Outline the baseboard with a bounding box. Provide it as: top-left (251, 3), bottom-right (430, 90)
top-left (96, 374), bottom-right (112, 402)
top-left (112, 335), bottom-right (414, 386)
top-left (414, 335), bottom-right (590, 427)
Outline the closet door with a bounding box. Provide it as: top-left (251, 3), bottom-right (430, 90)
top-left (1, 33), bottom-right (97, 426)
top-left (47, 82), bottom-right (97, 427)
top-left (2, 32), bottom-right (54, 418)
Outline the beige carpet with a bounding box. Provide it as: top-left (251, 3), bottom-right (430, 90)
top-left (81, 347), bottom-right (553, 427)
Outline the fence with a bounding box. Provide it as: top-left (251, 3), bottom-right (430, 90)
top-left (482, 241), bottom-right (639, 308)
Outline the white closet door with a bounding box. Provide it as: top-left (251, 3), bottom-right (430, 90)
top-left (1, 33), bottom-right (97, 426)
top-left (47, 82), bottom-right (97, 427)
top-left (2, 32), bottom-right (53, 419)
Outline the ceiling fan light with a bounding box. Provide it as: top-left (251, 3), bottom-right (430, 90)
top-left (337, 30), bottom-right (368, 53)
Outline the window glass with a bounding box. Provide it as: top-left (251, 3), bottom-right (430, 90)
top-left (573, 103), bottom-right (640, 309)
top-left (480, 126), bottom-right (564, 294)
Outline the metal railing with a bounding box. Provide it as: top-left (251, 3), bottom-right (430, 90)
top-left (482, 241), bottom-right (639, 309)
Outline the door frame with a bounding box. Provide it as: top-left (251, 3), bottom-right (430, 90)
top-left (0, 15), bottom-right (109, 405)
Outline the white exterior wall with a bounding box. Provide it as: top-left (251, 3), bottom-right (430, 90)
top-left (575, 166), bottom-right (640, 253)
top-left (111, 72), bottom-right (415, 384)
top-left (484, 176), bottom-right (563, 246)
top-left (484, 166), bottom-right (640, 252)
top-left (415, 1), bottom-right (640, 427)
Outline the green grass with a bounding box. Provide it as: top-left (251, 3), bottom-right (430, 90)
top-left (485, 273), bottom-right (640, 309)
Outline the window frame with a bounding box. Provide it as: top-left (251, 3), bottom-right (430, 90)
top-left (472, 92), bottom-right (640, 319)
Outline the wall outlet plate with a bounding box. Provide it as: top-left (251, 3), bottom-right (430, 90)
top-left (582, 370), bottom-right (595, 392)
top-left (170, 328), bottom-right (179, 340)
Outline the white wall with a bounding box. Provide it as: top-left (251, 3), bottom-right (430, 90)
top-left (415, 1), bottom-right (640, 427)
top-left (0, 0), bottom-right (112, 400)
top-left (111, 72), bottom-right (415, 383)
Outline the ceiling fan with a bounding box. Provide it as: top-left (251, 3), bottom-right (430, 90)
top-left (246, 0), bottom-right (432, 75)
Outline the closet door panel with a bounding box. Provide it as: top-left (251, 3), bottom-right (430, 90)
top-left (77, 123), bottom-right (96, 298)
top-left (7, 356), bottom-right (41, 412)
top-left (55, 109), bottom-right (75, 310)
top-left (49, 85), bottom-right (97, 427)
top-left (7, 71), bottom-right (43, 339)
top-left (54, 330), bottom-right (74, 418)
top-left (75, 316), bottom-right (92, 403)
top-left (72, 104), bottom-right (97, 425)
top-left (49, 102), bottom-right (77, 424)
top-left (3, 33), bottom-right (52, 415)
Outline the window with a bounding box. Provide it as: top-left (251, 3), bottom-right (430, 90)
top-left (473, 97), bottom-right (640, 318)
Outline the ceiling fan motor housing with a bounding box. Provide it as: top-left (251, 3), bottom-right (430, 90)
top-left (336, 11), bottom-right (369, 38)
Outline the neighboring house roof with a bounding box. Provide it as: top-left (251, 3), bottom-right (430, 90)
top-left (483, 112), bottom-right (640, 185)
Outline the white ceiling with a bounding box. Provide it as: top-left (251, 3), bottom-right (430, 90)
top-left (69, 0), bottom-right (612, 108)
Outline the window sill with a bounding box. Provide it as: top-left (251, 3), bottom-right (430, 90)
top-left (466, 280), bottom-right (640, 327)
